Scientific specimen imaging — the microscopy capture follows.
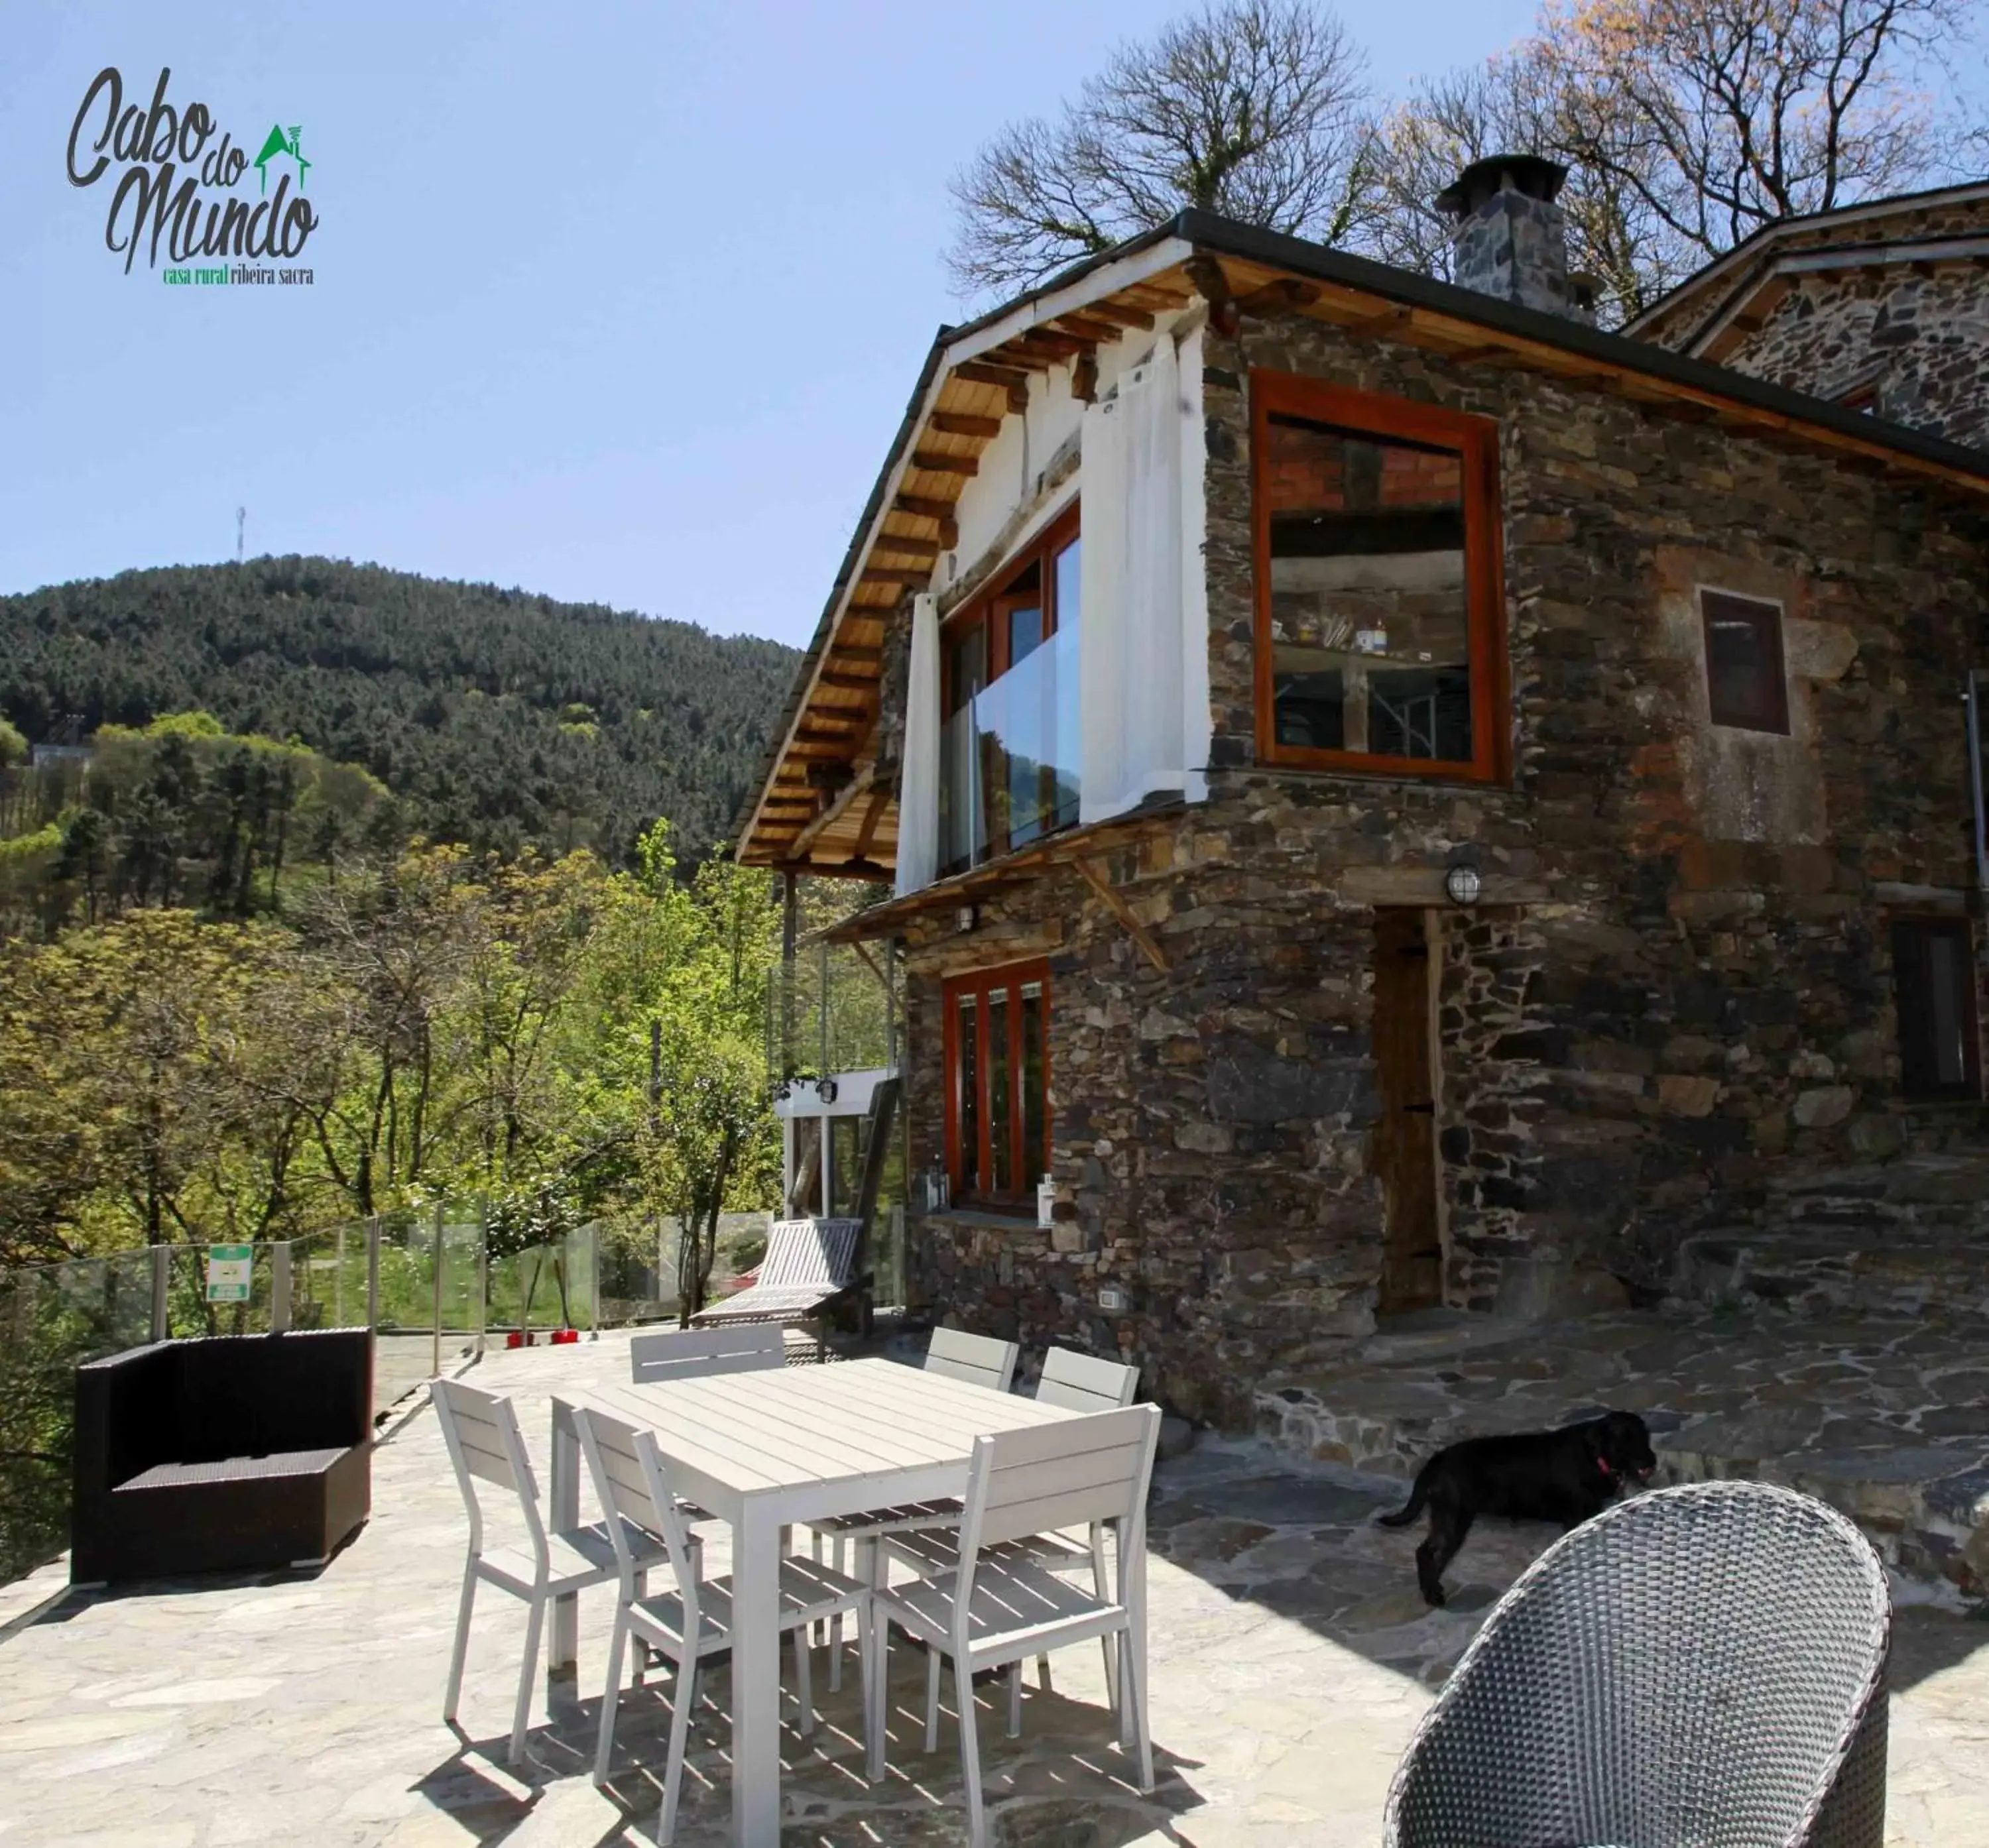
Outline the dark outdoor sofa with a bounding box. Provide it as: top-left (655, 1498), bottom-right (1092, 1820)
top-left (71, 1328), bottom-right (374, 1584)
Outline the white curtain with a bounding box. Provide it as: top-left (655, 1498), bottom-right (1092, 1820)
top-left (894, 592), bottom-right (940, 897)
top-left (1079, 335), bottom-right (1194, 823)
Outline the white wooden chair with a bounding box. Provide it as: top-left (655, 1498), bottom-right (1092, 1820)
top-left (432, 1378), bottom-right (675, 1764)
top-left (882, 1348), bottom-right (1141, 1701)
top-left (865, 1404), bottom-right (1162, 1847)
top-left (573, 1406), bottom-right (875, 1838)
top-left (630, 1320), bottom-right (785, 1385)
top-left (689, 1217), bottom-right (863, 1340)
top-left (804, 1327), bottom-right (1022, 1685)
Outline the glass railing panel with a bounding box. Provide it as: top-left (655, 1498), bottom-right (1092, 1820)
top-left (938, 625), bottom-right (1081, 874)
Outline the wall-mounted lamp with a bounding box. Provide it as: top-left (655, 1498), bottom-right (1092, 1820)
top-left (816, 1077), bottom-right (839, 1105)
top-left (1443, 862), bottom-right (1484, 906)
top-left (955, 904), bottom-right (977, 935)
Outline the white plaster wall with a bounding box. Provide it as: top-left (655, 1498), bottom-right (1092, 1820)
top-left (940, 318), bottom-right (1187, 588)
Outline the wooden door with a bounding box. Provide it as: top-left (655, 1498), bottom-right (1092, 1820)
top-left (1372, 908), bottom-right (1443, 1312)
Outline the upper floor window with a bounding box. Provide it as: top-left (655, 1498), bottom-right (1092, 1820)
top-left (1252, 375), bottom-right (1506, 783)
top-left (940, 505), bottom-right (1080, 875)
top-left (1700, 588), bottom-right (1789, 734)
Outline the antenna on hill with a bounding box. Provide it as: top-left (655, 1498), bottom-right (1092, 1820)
top-left (237, 506), bottom-right (246, 563)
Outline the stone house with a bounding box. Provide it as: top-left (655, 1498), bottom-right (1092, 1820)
top-left (1626, 177), bottom-right (1989, 448)
top-left (737, 160), bottom-right (1989, 1426)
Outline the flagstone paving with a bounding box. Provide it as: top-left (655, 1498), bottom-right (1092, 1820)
top-left (1, 1330), bottom-right (1986, 1844)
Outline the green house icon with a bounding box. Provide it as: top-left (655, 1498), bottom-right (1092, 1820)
top-left (253, 125), bottom-right (310, 195)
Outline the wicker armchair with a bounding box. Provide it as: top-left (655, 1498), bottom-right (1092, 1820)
top-left (1384, 1481), bottom-right (1890, 1848)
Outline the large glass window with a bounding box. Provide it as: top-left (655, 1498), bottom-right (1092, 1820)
top-left (943, 960), bottom-right (1051, 1208)
top-left (1252, 376), bottom-right (1504, 782)
top-left (940, 507), bottom-right (1081, 874)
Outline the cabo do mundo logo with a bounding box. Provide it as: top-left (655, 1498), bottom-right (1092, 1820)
top-left (66, 67), bottom-right (320, 286)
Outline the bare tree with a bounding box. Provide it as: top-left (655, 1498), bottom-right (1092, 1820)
top-left (1369, 0), bottom-right (1978, 324)
top-left (947, 0), bottom-right (1376, 296)
top-left (1535, 0), bottom-right (1975, 271)
top-left (1364, 58), bottom-right (1684, 325)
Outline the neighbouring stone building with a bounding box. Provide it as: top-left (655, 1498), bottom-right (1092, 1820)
top-left (738, 162), bottom-right (1989, 1427)
top-left (1628, 178), bottom-right (1989, 449)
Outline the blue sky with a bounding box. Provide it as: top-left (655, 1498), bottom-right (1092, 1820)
top-left (1, 2), bottom-right (1624, 645)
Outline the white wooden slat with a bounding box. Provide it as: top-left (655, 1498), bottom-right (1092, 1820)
top-left (551, 1357), bottom-right (1079, 1501)
top-left (962, 1402), bottom-right (1152, 1472)
top-left (629, 1322), bottom-right (784, 1383)
top-left (1035, 1347), bottom-right (1139, 1413)
top-left (985, 1441), bottom-right (1146, 1509)
top-left (924, 1328), bottom-right (1020, 1391)
top-left (979, 1484), bottom-right (1138, 1549)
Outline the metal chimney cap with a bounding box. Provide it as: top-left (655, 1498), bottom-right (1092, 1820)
top-left (1435, 153), bottom-right (1569, 219)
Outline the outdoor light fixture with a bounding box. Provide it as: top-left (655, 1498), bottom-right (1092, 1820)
top-left (955, 904), bottom-right (977, 934)
top-left (816, 1077), bottom-right (838, 1105)
top-left (1444, 862), bottom-right (1484, 906)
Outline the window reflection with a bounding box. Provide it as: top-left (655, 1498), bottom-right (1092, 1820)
top-left (1265, 412), bottom-right (1473, 766)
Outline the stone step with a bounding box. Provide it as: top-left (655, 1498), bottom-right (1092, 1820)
top-left (1254, 1306), bottom-right (1989, 1599)
top-left (1762, 1153), bottom-right (1989, 1234)
top-left (1675, 1224), bottom-right (1989, 1320)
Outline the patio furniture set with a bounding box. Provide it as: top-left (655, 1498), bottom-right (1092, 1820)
top-left (432, 1320), bottom-right (1152, 1847)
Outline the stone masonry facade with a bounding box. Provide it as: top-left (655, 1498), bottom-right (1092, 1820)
top-left (901, 304), bottom-right (1989, 1430)
top-left (1634, 193), bottom-right (1989, 449)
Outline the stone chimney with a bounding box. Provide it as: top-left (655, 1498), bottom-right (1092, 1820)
top-left (1435, 154), bottom-right (1594, 323)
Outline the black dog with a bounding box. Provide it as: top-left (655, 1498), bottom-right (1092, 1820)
top-left (1377, 1411), bottom-right (1658, 1606)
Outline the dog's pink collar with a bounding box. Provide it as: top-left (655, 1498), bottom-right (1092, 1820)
top-left (1597, 1456), bottom-right (1613, 1477)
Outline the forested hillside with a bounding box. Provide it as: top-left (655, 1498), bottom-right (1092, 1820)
top-left (0, 558), bottom-right (796, 868)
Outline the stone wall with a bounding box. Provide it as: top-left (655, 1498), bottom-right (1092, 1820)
top-left (1717, 263), bottom-right (1989, 451)
top-left (1632, 192), bottom-right (1989, 354)
top-left (901, 304), bottom-right (1989, 1428)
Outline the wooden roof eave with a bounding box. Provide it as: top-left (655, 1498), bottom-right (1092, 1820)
top-left (736, 234), bottom-right (1202, 871)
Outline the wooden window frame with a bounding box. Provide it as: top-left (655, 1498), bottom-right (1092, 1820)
top-left (1891, 915), bottom-right (1982, 1102)
top-left (940, 502), bottom-right (1081, 866)
top-left (1250, 373), bottom-right (1510, 785)
top-left (941, 502), bottom-right (1081, 715)
top-left (941, 958), bottom-right (1052, 1210)
top-left (1699, 585), bottom-right (1790, 734)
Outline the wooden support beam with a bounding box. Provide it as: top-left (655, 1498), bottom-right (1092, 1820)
top-left (1074, 858), bottom-right (1169, 972)
top-left (1083, 300), bottom-right (1156, 329)
top-left (817, 669), bottom-right (881, 691)
top-left (852, 781), bottom-right (890, 859)
top-left (910, 450), bottom-right (978, 476)
top-left (788, 762), bottom-right (877, 858)
top-left (1010, 327), bottom-right (1090, 359)
top-left (1345, 305), bottom-right (1414, 340)
top-left (1239, 278), bottom-right (1321, 314)
top-left (828, 646), bottom-right (884, 666)
top-left (953, 359), bottom-right (1030, 392)
top-left (928, 410), bottom-right (1002, 439)
top-left (1052, 313), bottom-right (1124, 342)
top-left (1183, 255), bottom-right (1239, 337)
top-left (790, 741), bottom-right (854, 760)
top-left (871, 532), bottom-right (940, 561)
top-left (1072, 351), bottom-right (1099, 404)
top-left (861, 566), bottom-right (934, 587)
top-left (888, 498), bottom-right (961, 548)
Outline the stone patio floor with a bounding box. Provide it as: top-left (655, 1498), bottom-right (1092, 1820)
top-left (2, 1328), bottom-right (1988, 1845)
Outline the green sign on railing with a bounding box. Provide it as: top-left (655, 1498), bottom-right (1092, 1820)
top-left (205, 1243), bottom-right (253, 1303)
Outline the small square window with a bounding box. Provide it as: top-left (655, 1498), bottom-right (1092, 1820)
top-left (1701, 589), bottom-right (1789, 734)
top-left (1893, 919), bottom-right (1981, 1101)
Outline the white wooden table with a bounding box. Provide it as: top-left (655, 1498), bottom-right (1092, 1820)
top-left (547, 1356), bottom-right (1081, 1845)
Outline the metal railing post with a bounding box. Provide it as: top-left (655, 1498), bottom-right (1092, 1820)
top-left (270, 1241), bottom-right (292, 1334)
top-left (431, 1200), bottom-right (446, 1378)
top-left (150, 1245), bottom-right (170, 1344)
top-left (367, 1216), bottom-right (381, 1328)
